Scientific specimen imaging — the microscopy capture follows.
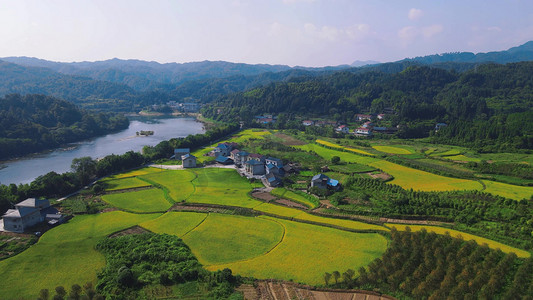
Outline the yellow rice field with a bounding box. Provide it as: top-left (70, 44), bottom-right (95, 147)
top-left (316, 139), bottom-right (376, 156)
top-left (482, 180), bottom-right (533, 201)
top-left (372, 145), bottom-right (412, 155)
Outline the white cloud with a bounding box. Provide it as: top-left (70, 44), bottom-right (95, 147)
top-left (408, 8), bottom-right (423, 21)
top-left (422, 24), bottom-right (443, 38)
top-left (398, 26), bottom-right (417, 41)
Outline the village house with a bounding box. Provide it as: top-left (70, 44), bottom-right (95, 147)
top-left (302, 120), bottom-right (314, 126)
top-left (247, 153), bottom-right (265, 163)
top-left (310, 174), bottom-right (340, 190)
top-left (245, 159), bottom-right (265, 176)
top-left (265, 172), bottom-right (282, 187)
top-left (230, 149), bottom-right (240, 161)
top-left (265, 157), bottom-right (283, 168)
top-left (362, 121), bottom-right (373, 128)
top-left (435, 123), bottom-right (447, 131)
top-left (234, 151), bottom-right (249, 166)
top-left (377, 114), bottom-right (386, 120)
top-left (336, 125), bottom-right (350, 134)
top-left (2, 198), bottom-right (61, 233)
top-left (181, 154), bottom-right (197, 168)
top-left (173, 148), bottom-right (190, 160)
top-left (215, 156), bottom-right (234, 165)
top-left (355, 127), bottom-right (373, 136)
top-left (213, 143), bottom-right (231, 157)
top-left (356, 114), bottom-right (372, 121)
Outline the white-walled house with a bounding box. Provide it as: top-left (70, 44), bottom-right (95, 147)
top-left (182, 154), bottom-right (197, 168)
top-left (2, 198), bottom-right (58, 233)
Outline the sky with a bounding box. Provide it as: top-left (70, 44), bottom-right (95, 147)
top-left (0, 0), bottom-right (532, 67)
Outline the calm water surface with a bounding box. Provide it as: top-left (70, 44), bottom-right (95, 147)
top-left (0, 117), bottom-right (205, 185)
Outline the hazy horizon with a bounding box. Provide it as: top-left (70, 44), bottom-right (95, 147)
top-left (1, 0), bottom-right (532, 67)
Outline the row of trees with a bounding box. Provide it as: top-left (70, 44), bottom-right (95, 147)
top-left (329, 177), bottom-right (533, 250)
top-left (338, 228), bottom-right (533, 299)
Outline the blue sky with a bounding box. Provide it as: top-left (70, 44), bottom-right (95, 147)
top-left (0, 0), bottom-right (532, 66)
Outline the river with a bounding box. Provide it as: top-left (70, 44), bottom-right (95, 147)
top-left (0, 116), bottom-right (205, 185)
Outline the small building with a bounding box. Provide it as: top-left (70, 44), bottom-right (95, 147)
top-left (2, 198), bottom-right (58, 233)
top-left (377, 114), bottom-right (385, 120)
top-left (174, 148), bottom-right (190, 160)
top-left (355, 127), bottom-right (372, 135)
top-left (362, 121), bottom-right (373, 128)
top-left (214, 143), bottom-right (231, 157)
top-left (230, 149), bottom-right (240, 160)
top-left (245, 160), bottom-right (265, 176)
top-left (282, 164), bottom-right (299, 174)
top-left (302, 120), bottom-right (314, 126)
top-left (215, 156), bottom-right (234, 165)
top-left (435, 123), bottom-right (447, 131)
top-left (336, 125), bottom-right (350, 134)
top-left (310, 174), bottom-right (340, 190)
top-left (266, 163), bottom-right (285, 177)
top-left (247, 153), bottom-right (265, 163)
top-left (182, 154), bottom-right (197, 168)
top-left (265, 157), bottom-right (283, 168)
top-left (235, 151), bottom-right (249, 166)
top-left (356, 114), bottom-right (372, 121)
top-left (265, 173), bottom-right (282, 187)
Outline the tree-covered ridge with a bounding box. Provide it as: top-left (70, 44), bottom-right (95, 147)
top-left (0, 94), bottom-right (129, 159)
top-left (204, 62), bottom-right (533, 151)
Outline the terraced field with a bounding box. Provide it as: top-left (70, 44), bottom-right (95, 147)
top-left (386, 223), bottom-right (531, 258)
top-left (188, 168), bottom-right (262, 208)
top-left (207, 216), bottom-right (388, 285)
top-left (316, 139), bottom-right (375, 156)
top-left (482, 180), bottom-right (533, 201)
top-left (296, 143), bottom-right (379, 165)
top-left (102, 177), bottom-right (151, 191)
top-left (140, 169), bottom-right (196, 201)
top-left (271, 188), bottom-right (318, 208)
top-left (105, 167), bottom-right (162, 179)
top-left (0, 212), bottom-right (160, 300)
top-left (101, 188), bottom-right (172, 212)
top-left (372, 145), bottom-right (413, 154)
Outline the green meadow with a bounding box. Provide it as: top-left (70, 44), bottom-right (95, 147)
top-left (101, 188), bottom-right (172, 212)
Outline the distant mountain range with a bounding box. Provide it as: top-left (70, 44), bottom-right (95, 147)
top-left (0, 41), bottom-right (532, 111)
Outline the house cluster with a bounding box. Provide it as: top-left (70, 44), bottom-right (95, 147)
top-left (1, 198), bottom-right (63, 233)
top-left (173, 148), bottom-right (197, 168)
top-left (254, 114), bottom-right (277, 124)
top-left (210, 142), bottom-right (287, 187)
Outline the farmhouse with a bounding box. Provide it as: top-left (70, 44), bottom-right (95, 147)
top-left (377, 113), bottom-right (386, 120)
top-left (265, 172), bottom-right (282, 187)
top-left (356, 114), bottom-right (372, 121)
top-left (2, 198), bottom-right (60, 233)
top-left (247, 153), bottom-right (265, 163)
top-left (336, 125), bottom-right (350, 134)
top-left (311, 174), bottom-right (340, 190)
top-left (173, 148), bottom-right (190, 159)
top-left (245, 159), bottom-right (266, 176)
top-left (435, 123), bottom-right (447, 131)
top-left (234, 151), bottom-right (249, 166)
top-left (265, 157), bottom-right (283, 168)
top-left (362, 121), bottom-right (373, 128)
top-left (213, 143), bottom-right (232, 157)
top-left (181, 154), bottom-right (197, 168)
top-left (230, 149), bottom-right (240, 160)
top-left (215, 156), bottom-right (234, 165)
top-left (355, 127), bottom-right (372, 136)
top-left (302, 120), bottom-right (314, 126)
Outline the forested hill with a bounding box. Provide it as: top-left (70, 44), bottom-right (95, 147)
top-left (404, 41), bottom-right (533, 65)
top-left (203, 62), bottom-right (533, 151)
top-left (0, 94), bottom-right (129, 159)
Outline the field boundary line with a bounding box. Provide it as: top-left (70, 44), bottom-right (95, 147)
top-left (181, 213), bottom-right (209, 238)
top-left (137, 176), bottom-right (175, 204)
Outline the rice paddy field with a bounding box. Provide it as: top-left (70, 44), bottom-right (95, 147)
top-left (105, 167), bottom-right (162, 179)
top-left (372, 145), bottom-right (413, 155)
top-left (385, 223), bottom-right (531, 258)
top-left (0, 211), bottom-right (160, 300)
top-left (206, 216), bottom-right (388, 285)
top-left (140, 169), bottom-right (197, 201)
top-left (482, 180), bottom-right (533, 201)
top-left (295, 143), bottom-right (379, 165)
top-left (140, 211), bottom-right (208, 237)
top-left (102, 177), bottom-right (152, 191)
top-left (316, 139), bottom-right (376, 156)
top-left (271, 188), bottom-right (318, 208)
top-left (441, 154), bottom-right (481, 162)
top-left (369, 160), bottom-right (483, 192)
top-left (101, 188), bottom-right (172, 212)
top-left (187, 168), bottom-right (262, 208)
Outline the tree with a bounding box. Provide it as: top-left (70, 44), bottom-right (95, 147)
top-left (39, 289), bottom-right (49, 300)
top-left (54, 286), bottom-right (66, 300)
top-left (331, 156), bottom-right (340, 164)
top-left (69, 284), bottom-right (82, 300)
top-left (332, 271), bottom-right (340, 284)
top-left (71, 157), bottom-right (96, 185)
top-left (324, 272), bottom-right (332, 286)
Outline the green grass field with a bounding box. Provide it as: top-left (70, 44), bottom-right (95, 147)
top-left (0, 211), bottom-right (160, 300)
top-left (482, 180), bottom-right (533, 201)
top-left (102, 177), bottom-right (152, 191)
top-left (101, 188), bottom-right (172, 212)
top-left (328, 163), bottom-right (377, 174)
top-left (182, 214), bottom-right (285, 265)
top-left (386, 223), bottom-right (530, 258)
top-left (140, 169), bottom-right (197, 201)
top-left (369, 160), bottom-right (483, 192)
top-left (207, 216), bottom-right (388, 285)
top-left (271, 188), bottom-right (318, 208)
top-left (187, 168), bottom-right (262, 208)
top-left (372, 145), bottom-right (413, 155)
top-left (442, 154), bottom-right (481, 162)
